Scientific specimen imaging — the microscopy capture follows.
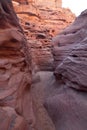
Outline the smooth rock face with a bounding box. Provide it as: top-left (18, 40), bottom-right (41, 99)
top-left (44, 10), bottom-right (87, 130)
top-left (0, 0), bottom-right (35, 129)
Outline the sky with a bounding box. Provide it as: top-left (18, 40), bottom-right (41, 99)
top-left (62, 0), bottom-right (87, 16)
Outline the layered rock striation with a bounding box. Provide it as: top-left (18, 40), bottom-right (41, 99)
top-left (13, 1), bottom-right (75, 71)
top-left (0, 0), bottom-right (80, 130)
top-left (44, 9), bottom-right (87, 130)
top-left (0, 0), bottom-right (35, 129)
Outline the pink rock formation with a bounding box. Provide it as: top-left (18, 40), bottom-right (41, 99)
top-left (44, 9), bottom-right (87, 130)
top-left (14, 3), bottom-right (75, 71)
top-left (0, 0), bottom-right (77, 130)
top-left (13, 0), bottom-right (29, 4)
top-left (0, 0), bottom-right (35, 129)
top-left (36, 0), bottom-right (62, 8)
top-left (13, 0), bottom-right (62, 8)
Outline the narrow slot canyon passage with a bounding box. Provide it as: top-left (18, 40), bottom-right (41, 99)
top-left (0, 1), bottom-right (87, 130)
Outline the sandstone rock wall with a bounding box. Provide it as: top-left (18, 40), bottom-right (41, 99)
top-left (13, 0), bottom-right (62, 8)
top-left (36, 0), bottom-right (62, 8)
top-left (14, 4), bottom-right (75, 71)
top-left (0, 0), bottom-right (78, 130)
top-left (0, 0), bottom-right (35, 129)
top-left (44, 9), bottom-right (87, 130)
top-left (13, 0), bottom-right (29, 4)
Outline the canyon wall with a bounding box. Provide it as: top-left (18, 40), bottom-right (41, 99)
top-left (36, 0), bottom-right (62, 8)
top-left (13, 0), bottom-right (62, 8)
top-left (0, 0), bottom-right (35, 129)
top-left (44, 9), bottom-right (87, 130)
top-left (13, 0), bottom-right (75, 71)
top-left (0, 0), bottom-right (80, 130)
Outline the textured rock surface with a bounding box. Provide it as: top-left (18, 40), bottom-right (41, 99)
top-left (13, 2), bottom-right (75, 71)
top-left (35, 0), bottom-right (62, 8)
top-left (13, 0), bottom-right (62, 8)
top-left (0, 0), bottom-right (35, 129)
top-left (44, 10), bottom-right (87, 130)
top-left (0, 0), bottom-right (76, 130)
top-left (13, 0), bottom-right (29, 4)
top-left (12, 2), bottom-right (76, 129)
top-left (52, 9), bottom-right (87, 67)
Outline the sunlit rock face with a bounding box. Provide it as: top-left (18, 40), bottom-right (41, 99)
top-left (13, 1), bottom-right (75, 71)
top-left (36, 0), bottom-right (62, 8)
top-left (44, 10), bottom-right (87, 130)
top-left (14, 0), bottom-right (62, 7)
top-left (0, 0), bottom-right (35, 130)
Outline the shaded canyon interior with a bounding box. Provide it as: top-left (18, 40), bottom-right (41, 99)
top-left (0, 0), bottom-right (87, 130)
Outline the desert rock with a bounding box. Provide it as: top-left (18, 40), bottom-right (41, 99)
top-left (14, 2), bottom-right (75, 71)
top-left (0, 0), bottom-right (35, 129)
top-left (0, 0), bottom-right (77, 130)
top-left (44, 9), bottom-right (87, 130)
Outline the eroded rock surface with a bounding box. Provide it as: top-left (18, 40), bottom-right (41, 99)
top-left (13, 2), bottom-right (75, 71)
top-left (13, 0), bottom-right (62, 8)
top-left (0, 0), bottom-right (77, 130)
top-left (13, 0), bottom-right (29, 4)
top-left (44, 10), bottom-right (87, 130)
top-left (12, 1), bottom-right (77, 130)
top-left (0, 0), bottom-right (35, 129)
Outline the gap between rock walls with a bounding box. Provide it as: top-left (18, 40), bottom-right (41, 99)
top-left (3, 1), bottom-right (87, 130)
